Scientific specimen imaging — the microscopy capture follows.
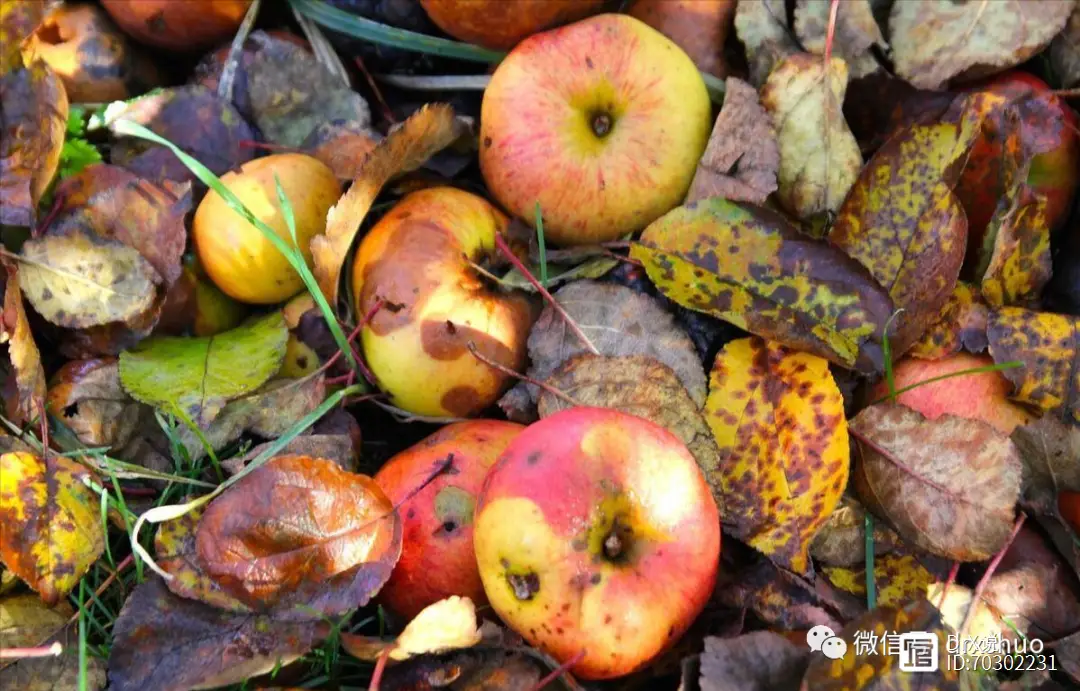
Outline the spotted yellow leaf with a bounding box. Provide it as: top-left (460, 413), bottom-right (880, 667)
top-left (822, 553), bottom-right (934, 608)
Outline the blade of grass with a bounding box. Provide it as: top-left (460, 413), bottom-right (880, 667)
top-left (869, 361), bottom-right (1024, 406)
top-left (881, 309), bottom-right (903, 398)
top-left (78, 581), bottom-right (88, 691)
top-left (535, 202), bottom-right (548, 288)
top-left (864, 511), bottom-right (876, 609)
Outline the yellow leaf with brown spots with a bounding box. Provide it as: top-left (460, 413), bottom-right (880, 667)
top-left (705, 337), bottom-right (849, 573)
top-left (822, 553), bottom-right (934, 608)
top-left (1, 260), bottom-right (46, 423)
top-left (909, 282), bottom-right (989, 360)
top-left (988, 307), bottom-right (1079, 423)
top-left (0, 451), bottom-right (104, 605)
top-left (828, 99), bottom-right (983, 354)
top-left (632, 197), bottom-right (895, 373)
top-left (155, 504), bottom-right (252, 613)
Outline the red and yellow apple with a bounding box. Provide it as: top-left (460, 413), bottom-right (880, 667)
top-left (474, 407), bottom-right (721, 679)
top-left (479, 13), bottom-right (712, 246)
top-left (101, 0), bottom-right (252, 51)
top-left (869, 353), bottom-right (1035, 435)
top-left (419, 0), bottom-right (604, 50)
top-left (351, 187), bottom-right (535, 418)
top-left (374, 420), bottom-right (524, 620)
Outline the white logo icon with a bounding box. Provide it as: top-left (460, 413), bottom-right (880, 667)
top-left (897, 632), bottom-right (939, 672)
top-left (807, 625), bottom-right (848, 660)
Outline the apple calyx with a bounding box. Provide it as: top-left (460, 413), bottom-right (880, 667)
top-left (507, 571), bottom-right (540, 601)
top-left (601, 520), bottom-right (633, 562)
top-left (589, 111), bottom-right (613, 138)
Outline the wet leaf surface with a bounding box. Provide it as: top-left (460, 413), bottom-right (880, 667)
top-left (908, 282), bottom-right (990, 360)
top-left (794, 0), bottom-right (886, 79)
top-left (987, 307), bottom-right (1079, 423)
top-left (1, 260), bottom-right (46, 423)
top-left (633, 197), bottom-right (894, 372)
top-left (698, 631), bottom-right (808, 691)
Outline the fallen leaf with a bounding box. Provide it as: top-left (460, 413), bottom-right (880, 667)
top-left (313, 103), bottom-right (463, 302)
top-left (794, 0), bottom-right (886, 79)
top-left (0, 651), bottom-right (106, 691)
top-left (799, 599), bottom-right (959, 690)
top-left (822, 552), bottom-right (935, 608)
top-left (706, 337), bottom-right (848, 572)
top-left (118, 311), bottom-right (288, 427)
top-left (0, 592), bottom-right (105, 688)
top-left (0, 594), bottom-right (73, 670)
top-left (686, 77), bottom-right (779, 205)
top-left (155, 504), bottom-right (252, 612)
top-left (195, 454), bottom-right (400, 609)
top-left (1052, 630), bottom-right (1080, 684)
top-left (633, 197), bottom-right (895, 372)
top-left (300, 119), bottom-right (381, 180)
top-left (733, 0), bottom-right (800, 87)
top-left (889, 0), bottom-right (1075, 90)
top-left (761, 53), bottom-right (862, 222)
top-left (46, 357), bottom-right (142, 449)
top-left (698, 632), bottom-right (808, 691)
top-left (245, 32), bottom-right (371, 148)
top-left (0, 0), bottom-right (43, 75)
top-left (851, 402), bottom-right (1022, 561)
top-left (536, 354), bottom-right (721, 503)
top-left (1, 261), bottom-right (46, 422)
top-left (224, 433), bottom-right (357, 476)
top-left (342, 595), bottom-right (482, 662)
top-left (810, 495), bottom-right (902, 567)
top-left (1050, 7), bottom-right (1080, 88)
top-left (499, 255), bottom-right (618, 293)
top-left (0, 60), bottom-right (68, 227)
top-left (908, 282), bottom-right (990, 360)
top-left (828, 100), bottom-right (981, 354)
top-left (378, 646), bottom-right (577, 691)
top-left (1011, 416), bottom-right (1080, 515)
top-left (108, 577), bottom-right (327, 691)
top-left (0, 451), bottom-right (104, 604)
top-left (988, 307), bottom-right (1079, 424)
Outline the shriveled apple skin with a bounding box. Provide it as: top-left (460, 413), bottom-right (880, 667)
top-left (351, 187), bottom-right (535, 417)
top-left (474, 407), bottom-right (721, 680)
top-left (419, 0), bottom-right (604, 51)
top-left (375, 420), bottom-right (523, 620)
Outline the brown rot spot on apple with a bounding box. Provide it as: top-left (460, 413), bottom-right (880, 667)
top-left (507, 571), bottom-right (540, 601)
top-left (441, 386), bottom-right (483, 417)
top-left (483, 136), bottom-right (492, 148)
top-left (585, 56), bottom-right (594, 69)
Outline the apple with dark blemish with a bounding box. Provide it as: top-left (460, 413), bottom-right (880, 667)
top-left (479, 13), bottom-right (712, 246)
top-left (473, 407), bottom-right (721, 679)
top-left (351, 187), bottom-right (536, 417)
top-left (374, 420), bottom-right (523, 620)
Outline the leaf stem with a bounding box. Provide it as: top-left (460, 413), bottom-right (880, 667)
top-left (959, 512), bottom-right (1026, 638)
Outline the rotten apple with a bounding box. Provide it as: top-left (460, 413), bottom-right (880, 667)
top-left (374, 420), bottom-right (524, 620)
top-left (351, 187), bottom-right (535, 418)
top-left (419, 0), bottom-right (604, 50)
top-left (100, 0), bottom-right (252, 51)
top-left (479, 13), bottom-right (712, 246)
top-left (474, 407), bottom-right (721, 679)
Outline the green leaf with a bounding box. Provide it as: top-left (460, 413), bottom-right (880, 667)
top-left (58, 139), bottom-right (102, 179)
top-left (118, 312), bottom-right (289, 428)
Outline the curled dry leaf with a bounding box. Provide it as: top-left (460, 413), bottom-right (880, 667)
top-left (733, 0), bottom-right (799, 87)
top-left (46, 358), bottom-right (142, 449)
top-left (687, 77), bottom-right (779, 205)
top-left (889, 0), bottom-right (1076, 90)
top-left (761, 53), bottom-right (862, 222)
top-left (828, 101), bottom-right (981, 354)
top-left (155, 504), bottom-right (252, 612)
top-left (1, 261), bottom-right (46, 423)
top-left (1050, 7), bottom-right (1080, 88)
top-left (706, 337), bottom-right (848, 572)
top-left (194, 455), bottom-right (401, 609)
top-left (118, 311), bottom-right (288, 427)
top-left (794, 0), bottom-right (886, 79)
top-left (1011, 415), bottom-right (1080, 515)
top-left (908, 282), bottom-right (989, 360)
top-left (698, 631), bottom-right (808, 691)
top-left (108, 577), bottom-right (327, 691)
top-left (987, 307), bottom-right (1079, 424)
top-left (0, 451), bottom-right (104, 605)
top-left (342, 595), bottom-right (482, 662)
top-left (0, 60), bottom-right (68, 227)
top-left (822, 552), bottom-right (935, 608)
top-left (633, 197), bottom-right (894, 373)
top-left (851, 402), bottom-right (1023, 561)
top-left (809, 495), bottom-right (902, 567)
top-left (313, 103), bottom-right (463, 303)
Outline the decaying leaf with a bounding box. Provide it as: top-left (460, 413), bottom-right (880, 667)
top-left (378, 646), bottom-right (578, 691)
top-left (499, 254), bottom-right (618, 294)
top-left (1050, 6), bottom-right (1080, 88)
top-left (0, 590), bottom-right (104, 688)
top-left (536, 354), bottom-right (720, 501)
top-left (800, 599), bottom-right (958, 689)
top-left (224, 432), bottom-right (357, 476)
top-left (706, 337), bottom-right (849, 573)
top-left (155, 504), bottom-right (252, 612)
top-left (809, 495), bottom-right (902, 567)
top-left (301, 119), bottom-right (381, 180)
top-left (0, 60), bottom-right (68, 227)
top-left (1011, 416), bottom-right (1080, 515)
top-left (0, 650), bottom-right (106, 691)
top-left (687, 77), bottom-right (779, 205)
top-left (0, 0), bottom-right (44, 75)
top-left (118, 311), bottom-right (288, 427)
top-left (909, 282), bottom-right (989, 360)
top-left (851, 402), bottom-right (1022, 561)
top-left (761, 53), bottom-right (862, 221)
top-left (0, 593), bottom-right (72, 670)
top-left (698, 632), bottom-right (808, 691)
top-left (987, 307), bottom-right (1079, 423)
top-left (633, 197), bottom-right (894, 372)
top-left (822, 553), bottom-right (935, 608)
top-left (1, 261), bottom-right (46, 422)
top-left (342, 596), bottom-right (482, 662)
top-left (108, 577), bottom-right (327, 691)
top-left (889, 0), bottom-right (1076, 90)
top-left (794, 0), bottom-right (886, 79)
top-left (733, 0), bottom-right (799, 87)
top-left (0, 451), bottom-right (104, 604)
top-left (828, 102), bottom-right (981, 354)
top-left (195, 455), bottom-right (401, 609)
top-left (313, 104), bottom-right (463, 302)
top-left (46, 358), bottom-right (142, 449)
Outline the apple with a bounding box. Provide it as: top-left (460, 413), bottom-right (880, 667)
top-left (419, 0), bottom-right (604, 50)
top-left (955, 71), bottom-right (1080, 277)
top-left (479, 13), bottom-right (712, 246)
top-left (193, 153), bottom-right (341, 305)
top-left (474, 407), bottom-right (721, 679)
top-left (100, 0), bottom-right (252, 51)
top-left (351, 186), bottom-right (535, 418)
top-left (374, 420), bottom-right (524, 620)
top-left (868, 353), bottom-right (1035, 435)
top-left (627, 0), bottom-right (734, 78)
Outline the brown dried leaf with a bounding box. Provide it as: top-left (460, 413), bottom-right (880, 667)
top-left (1011, 416), bottom-right (1080, 515)
top-left (313, 103), bottom-right (462, 302)
top-left (794, 0), bottom-right (886, 79)
top-left (1050, 7), bottom-right (1080, 88)
top-left (851, 402), bottom-right (1022, 561)
top-left (0, 650), bottom-right (105, 691)
top-left (1, 261), bottom-right (45, 422)
top-left (810, 495), bottom-right (902, 567)
top-left (909, 282), bottom-right (989, 360)
top-left (889, 0), bottom-right (1075, 90)
top-left (734, 0), bottom-right (799, 87)
top-left (698, 632), bottom-right (808, 691)
top-left (687, 77), bottom-right (779, 205)
top-left (0, 60), bottom-right (67, 227)
top-left (987, 307), bottom-right (1079, 423)
top-left (46, 358), bottom-right (141, 449)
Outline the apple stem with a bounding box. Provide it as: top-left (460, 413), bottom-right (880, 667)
top-left (492, 234), bottom-right (600, 356)
top-left (466, 342), bottom-right (581, 407)
top-left (527, 648), bottom-right (586, 691)
top-left (958, 512), bottom-right (1026, 639)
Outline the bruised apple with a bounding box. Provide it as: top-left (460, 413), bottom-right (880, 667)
top-left (419, 0), bottom-right (603, 50)
top-left (101, 0), bottom-right (251, 51)
top-left (351, 187), bottom-right (535, 418)
top-left (474, 407), bottom-right (721, 679)
top-left (480, 14), bottom-right (711, 246)
top-left (374, 420), bottom-right (523, 620)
